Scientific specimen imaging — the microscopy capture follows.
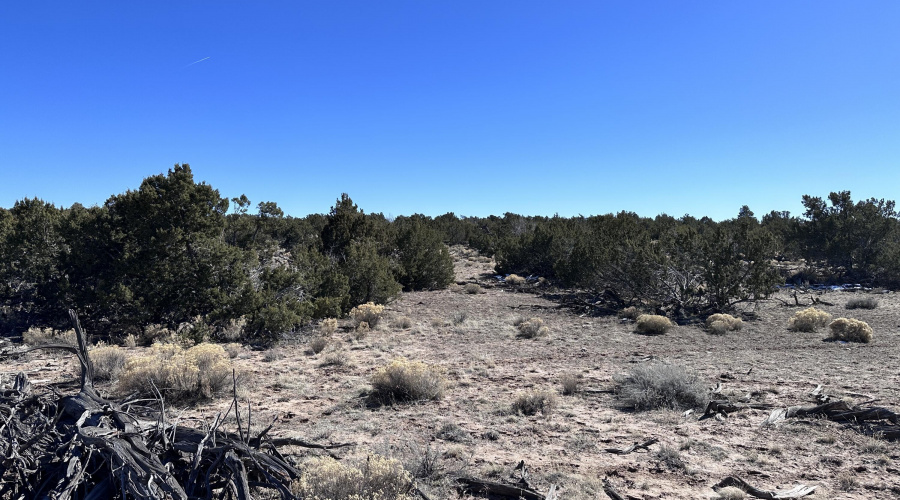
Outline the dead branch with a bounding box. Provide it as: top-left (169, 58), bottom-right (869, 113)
top-left (457, 477), bottom-right (547, 500)
top-left (700, 400), bottom-right (774, 420)
top-left (765, 397), bottom-right (900, 440)
top-left (0, 309), bottom-right (319, 499)
top-left (604, 437), bottom-right (659, 454)
top-left (713, 476), bottom-right (817, 499)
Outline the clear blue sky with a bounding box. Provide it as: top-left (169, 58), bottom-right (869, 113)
top-left (2, 2), bottom-right (898, 220)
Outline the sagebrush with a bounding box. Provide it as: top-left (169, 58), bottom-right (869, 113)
top-left (615, 361), bottom-right (708, 411)
top-left (846, 296), bottom-right (878, 310)
top-left (516, 317), bottom-right (549, 338)
top-left (118, 343), bottom-right (232, 403)
top-left (511, 390), bottom-right (557, 416)
top-left (350, 303), bottom-right (385, 328)
top-left (90, 345), bottom-right (128, 381)
top-left (291, 455), bottom-right (413, 500)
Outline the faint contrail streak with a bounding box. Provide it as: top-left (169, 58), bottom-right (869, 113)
top-left (184, 56), bottom-right (210, 68)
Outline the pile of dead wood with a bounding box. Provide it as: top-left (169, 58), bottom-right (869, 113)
top-left (0, 310), bottom-right (347, 499)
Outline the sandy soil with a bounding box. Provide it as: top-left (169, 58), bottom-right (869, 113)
top-left (4, 247), bottom-right (900, 499)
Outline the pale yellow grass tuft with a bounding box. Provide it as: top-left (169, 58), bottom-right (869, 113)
top-left (828, 317), bottom-right (873, 343)
top-left (788, 307), bottom-right (832, 332)
top-left (635, 314), bottom-right (673, 335)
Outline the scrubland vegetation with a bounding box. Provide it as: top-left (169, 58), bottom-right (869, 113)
top-left (3, 166), bottom-right (900, 498)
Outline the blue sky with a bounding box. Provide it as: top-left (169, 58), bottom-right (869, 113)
top-left (2, 2), bottom-right (898, 220)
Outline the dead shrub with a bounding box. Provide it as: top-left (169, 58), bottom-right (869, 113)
top-left (635, 314), bottom-right (673, 335)
top-left (449, 311), bottom-right (468, 326)
top-left (217, 316), bottom-right (246, 341)
top-left (560, 372), bottom-right (581, 395)
top-left (511, 391), bottom-right (557, 416)
top-left (370, 357), bottom-right (446, 404)
top-left (291, 455), bottom-right (413, 500)
top-left (436, 422), bottom-right (470, 443)
top-left (319, 317), bottom-right (339, 335)
top-left (350, 302), bottom-right (385, 328)
top-left (516, 317), bottom-right (549, 338)
top-left (22, 327), bottom-right (75, 346)
top-left (391, 316), bottom-right (413, 330)
top-left (706, 313), bottom-right (743, 335)
top-left (123, 334), bottom-right (138, 348)
top-left (505, 274), bottom-right (526, 286)
top-left (846, 296), bottom-right (878, 310)
top-left (618, 306), bottom-right (642, 320)
top-left (90, 345), bottom-right (128, 382)
top-left (828, 317), bottom-right (873, 343)
top-left (788, 307), bottom-right (832, 332)
top-left (309, 336), bottom-right (329, 354)
top-left (119, 343), bottom-right (232, 403)
top-left (615, 361), bottom-right (708, 411)
top-left (222, 343), bottom-right (242, 358)
top-left (464, 283), bottom-right (481, 294)
top-left (141, 324), bottom-right (175, 345)
top-left (320, 349), bottom-right (348, 367)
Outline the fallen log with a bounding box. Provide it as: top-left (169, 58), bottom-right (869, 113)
top-left (0, 309), bottom-right (324, 499)
top-left (457, 477), bottom-right (547, 500)
top-left (713, 476), bottom-right (817, 499)
top-left (765, 398), bottom-right (900, 440)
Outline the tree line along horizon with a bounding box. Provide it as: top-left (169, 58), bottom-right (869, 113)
top-left (1, 164), bottom-right (898, 343)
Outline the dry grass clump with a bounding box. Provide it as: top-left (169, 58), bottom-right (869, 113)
top-left (222, 342), bottom-right (242, 358)
top-left (618, 306), bottom-right (642, 320)
top-left (319, 317), bottom-right (339, 335)
top-left (290, 455), bottom-right (413, 500)
top-left (350, 302), bottom-right (385, 328)
top-left (141, 324), bottom-right (175, 345)
top-left (635, 314), bottom-right (673, 335)
top-left (615, 361), bottom-right (708, 411)
top-left (828, 318), bottom-right (873, 343)
top-left (217, 316), bottom-right (246, 341)
top-left (449, 311), bottom-right (468, 326)
top-left (706, 313), bottom-right (743, 335)
top-left (464, 283), bottom-right (481, 294)
top-left (846, 296), bottom-right (879, 310)
top-left (516, 317), bottom-right (549, 338)
top-left (560, 372), bottom-right (581, 395)
top-left (119, 343), bottom-right (232, 403)
top-left (90, 345), bottom-right (128, 381)
top-left (309, 336), bottom-right (330, 354)
top-left (511, 391), bottom-right (557, 416)
top-left (505, 274), bottom-right (526, 286)
top-left (788, 307), bottom-right (832, 332)
top-left (22, 327), bottom-right (76, 346)
top-left (370, 357), bottom-right (446, 404)
top-left (391, 316), bottom-right (413, 330)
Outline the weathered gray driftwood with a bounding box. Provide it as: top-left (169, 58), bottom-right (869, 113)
top-left (0, 309), bottom-right (316, 499)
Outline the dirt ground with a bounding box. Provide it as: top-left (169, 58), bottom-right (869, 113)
top-left (4, 247), bottom-right (900, 499)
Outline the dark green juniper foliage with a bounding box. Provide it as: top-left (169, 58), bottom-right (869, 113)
top-left (3, 167), bottom-right (899, 341)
